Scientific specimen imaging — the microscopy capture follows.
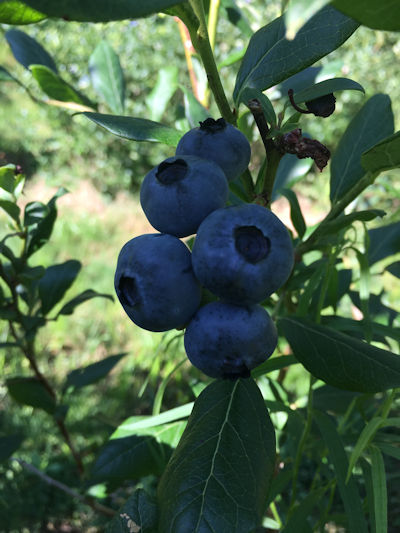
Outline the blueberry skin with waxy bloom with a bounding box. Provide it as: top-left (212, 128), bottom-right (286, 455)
top-left (192, 204), bottom-right (294, 304)
top-left (175, 118), bottom-right (251, 181)
top-left (184, 301), bottom-right (278, 379)
top-left (140, 155), bottom-right (228, 238)
top-left (114, 234), bottom-right (202, 332)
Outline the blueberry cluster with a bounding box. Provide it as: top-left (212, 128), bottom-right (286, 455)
top-left (114, 118), bottom-right (294, 379)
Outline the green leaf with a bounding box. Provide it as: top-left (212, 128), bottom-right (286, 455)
top-left (317, 209), bottom-right (386, 237)
top-left (5, 29), bottom-right (57, 72)
top-left (281, 487), bottom-right (327, 533)
top-left (65, 352), bottom-right (128, 390)
top-left (283, 0), bottom-right (329, 40)
top-left (83, 112), bottom-right (182, 146)
top-left (6, 377), bottom-right (56, 414)
top-left (332, 0), bottom-right (400, 31)
top-left (233, 5), bottom-right (358, 104)
top-left (111, 403), bottom-right (193, 438)
top-left (0, 200), bottom-right (20, 224)
top-left (237, 87), bottom-right (277, 126)
top-left (57, 288), bottom-right (114, 316)
top-left (24, 200), bottom-right (49, 226)
top-left (0, 66), bottom-right (16, 81)
top-left (30, 64), bottom-right (93, 107)
top-left (377, 443), bottom-right (400, 461)
top-left (293, 77), bottom-right (365, 104)
top-left (346, 417), bottom-right (385, 483)
top-left (21, 0), bottom-right (187, 21)
top-left (25, 187), bottom-right (67, 257)
top-left (221, 0), bottom-right (253, 37)
top-left (105, 488), bottom-right (158, 533)
top-left (330, 94), bottom-right (394, 203)
top-left (369, 445), bottom-right (388, 533)
top-left (314, 411), bottom-right (368, 533)
top-left (145, 66), bottom-right (178, 122)
top-left (157, 378), bottom-right (276, 532)
top-left (180, 86), bottom-right (210, 128)
top-left (38, 260), bottom-right (81, 315)
top-left (279, 317), bottom-right (400, 393)
top-left (251, 354), bottom-right (298, 378)
top-left (0, 165), bottom-right (17, 193)
top-left (281, 188), bottom-right (306, 238)
top-left (361, 131), bottom-right (400, 174)
top-left (0, 434), bottom-right (25, 462)
top-left (368, 221), bottom-right (400, 265)
top-left (91, 434), bottom-right (171, 482)
top-left (89, 40), bottom-right (125, 114)
top-left (0, 1), bottom-right (47, 24)
top-left (272, 153), bottom-right (313, 201)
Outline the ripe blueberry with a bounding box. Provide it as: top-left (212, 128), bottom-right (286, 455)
top-left (192, 204), bottom-right (294, 303)
top-left (140, 155), bottom-right (228, 237)
top-left (175, 118), bottom-right (251, 181)
top-left (114, 234), bottom-right (201, 332)
top-left (184, 301), bottom-right (278, 379)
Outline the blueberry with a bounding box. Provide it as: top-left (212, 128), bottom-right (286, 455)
top-left (114, 234), bottom-right (201, 332)
top-left (305, 93), bottom-right (336, 117)
top-left (192, 204), bottom-right (294, 303)
top-left (140, 155), bottom-right (228, 237)
top-left (184, 301), bottom-right (277, 379)
top-left (175, 118), bottom-right (251, 181)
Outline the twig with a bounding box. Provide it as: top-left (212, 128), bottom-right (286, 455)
top-left (11, 457), bottom-right (115, 517)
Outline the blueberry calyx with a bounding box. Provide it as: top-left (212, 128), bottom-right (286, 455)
top-left (234, 225), bottom-right (271, 263)
top-left (118, 276), bottom-right (139, 307)
top-left (199, 117), bottom-right (227, 133)
top-left (156, 158), bottom-right (188, 184)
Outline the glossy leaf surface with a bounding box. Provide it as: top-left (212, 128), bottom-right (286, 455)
top-left (5, 29), bottom-right (57, 72)
top-left (330, 94), bottom-right (394, 203)
top-left (332, 0), bottom-right (400, 31)
top-left (293, 77), bottom-right (364, 104)
top-left (83, 112), bottom-right (182, 146)
top-left (158, 378), bottom-right (276, 532)
top-left (233, 5), bottom-right (358, 104)
top-left (279, 317), bottom-right (400, 393)
top-left (362, 131), bottom-right (400, 174)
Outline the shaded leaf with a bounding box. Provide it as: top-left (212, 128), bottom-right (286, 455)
top-left (332, 0), bottom-right (400, 31)
top-left (317, 209), bottom-right (386, 236)
top-left (330, 94), bottom-right (394, 203)
top-left (362, 131), bottom-right (400, 174)
top-left (386, 261), bottom-right (400, 279)
top-left (279, 317), bottom-right (400, 393)
top-left (146, 66), bottom-right (178, 122)
top-left (83, 112), bottom-right (182, 146)
top-left (281, 487), bottom-right (326, 533)
top-left (30, 65), bottom-right (94, 107)
top-left (221, 0), bottom-right (252, 37)
top-left (5, 29), bottom-right (57, 72)
top-left (346, 417), bottom-right (385, 482)
top-left (89, 40), bottom-right (125, 114)
top-left (233, 5), bottom-right (358, 104)
top-left (105, 488), bottom-right (158, 533)
top-left (6, 377), bottom-right (56, 414)
top-left (25, 187), bottom-right (67, 257)
top-left (157, 378), bottom-right (276, 532)
top-left (57, 288), bottom-right (114, 316)
top-left (281, 188), bottom-right (306, 238)
top-left (238, 86), bottom-right (277, 126)
top-left (21, 0), bottom-right (187, 21)
top-left (65, 352), bottom-right (128, 390)
top-left (314, 411), bottom-right (368, 533)
top-left (38, 260), bottom-right (81, 315)
top-left (272, 153), bottom-right (313, 201)
top-left (0, 434), bottom-right (25, 462)
top-left (181, 86), bottom-right (210, 128)
top-left (368, 221), bottom-right (400, 265)
top-left (0, 1), bottom-right (47, 24)
top-left (293, 77), bottom-right (364, 104)
top-left (0, 200), bottom-right (20, 224)
top-left (251, 355), bottom-right (298, 379)
top-left (369, 445), bottom-right (388, 533)
top-left (91, 434), bottom-right (171, 482)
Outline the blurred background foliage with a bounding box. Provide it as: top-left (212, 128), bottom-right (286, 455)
top-left (1, 1), bottom-right (400, 530)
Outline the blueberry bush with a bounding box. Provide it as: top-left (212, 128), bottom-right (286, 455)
top-left (1, 1), bottom-right (400, 532)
